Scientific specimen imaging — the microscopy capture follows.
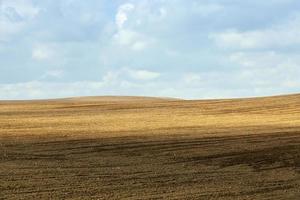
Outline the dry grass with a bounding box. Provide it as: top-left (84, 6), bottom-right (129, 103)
top-left (1, 94), bottom-right (300, 199)
top-left (1, 94), bottom-right (300, 138)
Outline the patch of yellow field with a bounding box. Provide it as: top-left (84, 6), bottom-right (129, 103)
top-left (1, 94), bottom-right (300, 139)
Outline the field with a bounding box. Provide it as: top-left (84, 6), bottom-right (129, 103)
top-left (1, 95), bottom-right (300, 199)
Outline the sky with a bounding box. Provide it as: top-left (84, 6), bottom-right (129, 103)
top-left (1, 0), bottom-right (300, 100)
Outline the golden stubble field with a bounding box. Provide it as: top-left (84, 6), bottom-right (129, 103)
top-left (1, 94), bottom-right (300, 199)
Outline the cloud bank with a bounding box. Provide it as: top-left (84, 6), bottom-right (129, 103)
top-left (1, 0), bottom-right (300, 99)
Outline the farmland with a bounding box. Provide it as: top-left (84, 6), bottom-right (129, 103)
top-left (1, 95), bottom-right (300, 199)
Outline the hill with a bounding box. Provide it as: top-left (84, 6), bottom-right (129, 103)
top-left (1, 94), bottom-right (300, 199)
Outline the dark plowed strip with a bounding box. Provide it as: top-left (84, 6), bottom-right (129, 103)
top-left (1, 132), bottom-right (300, 199)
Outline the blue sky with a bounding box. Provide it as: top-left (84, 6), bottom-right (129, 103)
top-left (1, 0), bottom-right (300, 99)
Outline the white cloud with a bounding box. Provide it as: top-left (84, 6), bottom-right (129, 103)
top-left (131, 41), bottom-right (148, 51)
top-left (101, 71), bottom-right (121, 86)
top-left (113, 29), bottom-right (152, 51)
top-left (158, 7), bottom-right (167, 18)
top-left (2, 0), bottom-right (39, 20)
top-left (116, 3), bottom-right (135, 29)
top-left (1, 64), bottom-right (298, 100)
top-left (229, 51), bottom-right (300, 70)
top-left (0, 68), bottom-right (160, 99)
top-left (32, 44), bottom-right (54, 61)
top-left (228, 51), bottom-right (300, 90)
top-left (112, 2), bottom-right (155, 51)
top-left (2, 1), bottom-right (300, 100)
top-left (208, 12), bottom-right (300, 97)
top-left (127, 69), bottom-right (160, 81)
top-left (113, 29), bottom-right (138, 46)
top-left (210, 15), bottom-right (300, 49)
top-left (0, 0), bottom-right (39, 41)
top-left (0, 81), bottom-right (107, 100)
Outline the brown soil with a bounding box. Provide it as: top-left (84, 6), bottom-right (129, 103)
top-left (1, 94), bottom-right (300, 199)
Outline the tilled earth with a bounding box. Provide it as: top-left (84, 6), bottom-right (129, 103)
top-left (1, 132), bottom-right (300, 199)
